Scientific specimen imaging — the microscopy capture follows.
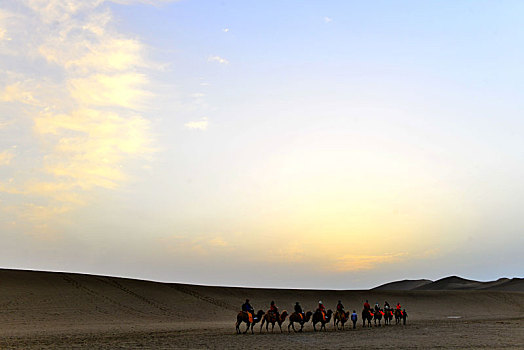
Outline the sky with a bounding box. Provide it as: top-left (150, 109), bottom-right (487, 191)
top-left (0, 0), bottom-right (523, 289)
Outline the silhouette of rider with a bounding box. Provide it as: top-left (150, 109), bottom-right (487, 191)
top-left (336, 300), bottom-right (344, 313)
top-left (269, 300), bottom-right (279, 318)
top-left (317, 300), bottom-right (326, 313)
top-left (294, 301), bottom-right (304, 319)
top-left (242, 298), bottom-right (254, 317)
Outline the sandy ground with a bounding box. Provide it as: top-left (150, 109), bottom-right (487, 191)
top-left (1, 269), bottom-right (523, 349)
top-left (1, 319), bottom-right (523, 349)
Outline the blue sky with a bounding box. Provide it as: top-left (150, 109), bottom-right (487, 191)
top-left (0, 0), bottom-right (522, 289)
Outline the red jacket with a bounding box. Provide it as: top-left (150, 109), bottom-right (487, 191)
top-left (318, 304), bottom-right (326, 312)
top-left (364, 302), bottom-right (370, 310)
top-left (270, 305), bottom-right (278, 313)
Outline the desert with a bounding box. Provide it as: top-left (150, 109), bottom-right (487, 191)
top-left (0, 269), bottom-right (522, 349)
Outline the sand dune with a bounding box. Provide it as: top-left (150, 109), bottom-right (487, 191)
top-left (1, 269), bottom-right (523, 349)
top-left (372, 279), bottom-right (432, 290)
top-left (374, 275), bottom-right (524, 292)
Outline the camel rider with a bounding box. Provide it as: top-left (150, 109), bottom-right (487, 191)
top-left (364, 300), bottom-right (371, 310)
top-left (374, 302), bottom-right (380, 312)
top-left (294, 302), bottom-right (304, 319)
top-left (317, 301), bottom-right (326, 313)
top-left (384, 301), bottom-right (390, 310)
top-left (317, 301), bottom-right (326, 321)
top-left (269, 300), bottom-right (279, 317)
top-left (396, 302), bottom-right (401, 311)
top-left (242, 299), bottom-right (254, 316)
top-left (336, 300), bottom-right (344, 314)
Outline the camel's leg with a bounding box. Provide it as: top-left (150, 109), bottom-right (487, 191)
top-left (279, 323), bottom-right (282, 333)
top-left (313, 322), bottom-right (317, 332)
top-left (260, 319), bottom-right (264, 333)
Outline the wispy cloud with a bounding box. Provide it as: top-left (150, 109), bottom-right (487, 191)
top-left (324, 16), bottom-right (333, 23)
top-left (184, 117), bottom-right (208, 130)
top-left (0, 150), bottom-right (14, 166)
top-left (161, 234), bottom-right (232, 256)
top-left (333, 253), bottom-right (407, 271)
top-left (0, 0), bottom-right (158, 234)
top-left (208, 55), bottom-right (229, 64)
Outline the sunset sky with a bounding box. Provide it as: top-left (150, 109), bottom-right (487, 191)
top-left (0, 0), bottom-right (523, 289)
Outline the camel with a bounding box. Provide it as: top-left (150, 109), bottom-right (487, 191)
top-left (395, 309), bottom-right (403, 325)
top-left (288, 311), bottom-right (312, 333)
top-left (384, 309), bottom-right (393, 325)
top-left (362, 309), bottom-right (373, 327)
top-left (402, 310), bottom-right (408, 325)
top-left (235, 310), bottom-right (265, 334)
top-left (373, 309), bottom-right (383, 327)
top-left (312, 309), bottom-right (333, 332)
top-left (333, 310), bottom-right (350, 330)
top-left (260, 310), bottom-right (288, 333)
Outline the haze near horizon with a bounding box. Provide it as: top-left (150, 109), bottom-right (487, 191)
top-left (0, 0), bottom-right (523, 289)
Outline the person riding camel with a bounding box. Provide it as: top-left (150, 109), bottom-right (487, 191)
top-left (363, 300), bottom-right (371, 310)
top-left (294, 302), bottom-right (304, 320)
top-left (317, 301), bottom-right (326, 313)
top-left (374, 302), bottom-right (380, 312)
top-left (269, 300), bottom-right (279, 318)
top-left (384, 301), bottom-right (390, 310)
top-left (396, 302), bottom-right (401, 311)
top-left (242, 298), bottom-right (254, 316)
top-left (241, 298), bottom-right (255, 323)
top-left (317, 300), bottom-right (326, 321)
top-left (336, 300), bottom-right (344, 314)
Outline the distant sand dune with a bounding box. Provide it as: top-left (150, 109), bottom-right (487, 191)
top-left (373, 275), bottom-right (524, 292)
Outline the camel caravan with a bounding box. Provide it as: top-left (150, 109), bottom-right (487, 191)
top-left (236, 299), bottom-right (408, 334)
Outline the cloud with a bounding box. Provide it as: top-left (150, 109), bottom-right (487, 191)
top-left (333, 253), bottom-right (407, 272)
top-left (0, 0), bottom-right (157, 235)
top-left (1, 82), bottom-right (41, 106)
top-left (184, 117), bottom-right (208, 130)
top-left (161, 234), bottom-right (233, 256)
top-left (191, 92), bottom-right (205, 98)
top-left (208, 55), bottom-right (229, 64)
top-left (324, 16), bottom-right (332, 23)
top-left (222, 28), bottom-right (229, 33)
top-left (0, 150), bottom-right (14, 166)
